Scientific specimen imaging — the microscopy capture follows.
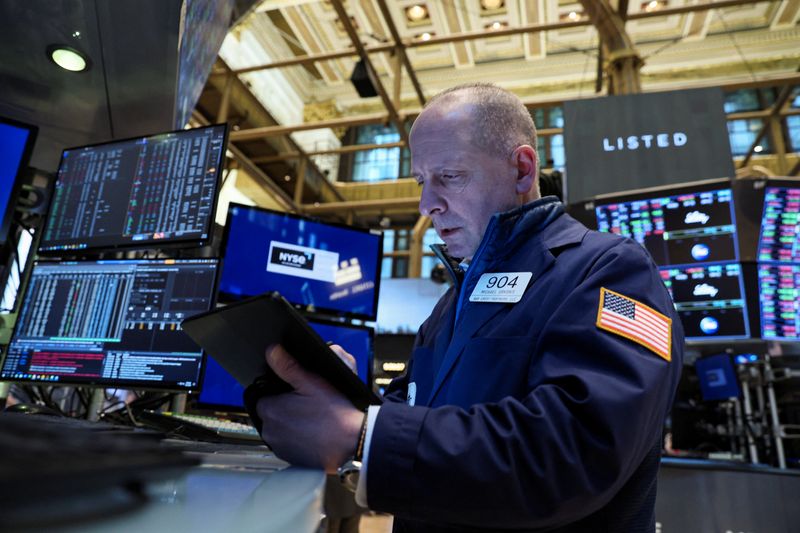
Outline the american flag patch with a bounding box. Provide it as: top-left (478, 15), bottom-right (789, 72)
top-left (596, 288), bottom-right (672, 361)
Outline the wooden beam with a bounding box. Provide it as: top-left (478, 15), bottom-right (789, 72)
top-left (330, 0), bottom-right (408, 145)
top-left (375, 0), bottom-right (426, 107)
top-left (229, 112), bottom-right (389, 142)
top-left (302, 197), bottom-right (420, 214)
top-left (739, 83), bottom-right (799, 168)
top-left (294, 157), bottom-right (308, 205)
top-left (251, 141), bottom-right (406, 164)
top-left (228, 44), bottom-right (395, 75)
top-left (409, 215), bottom-right (432, 278)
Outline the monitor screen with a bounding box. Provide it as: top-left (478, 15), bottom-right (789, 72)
top-left (595, 186), bottom-right (737, 266)
top-left (197, 318), bottom-right (374, 411)
top-left (694, 353), bottom-right (741, 401)
top-left (0, 117), bottom-right (38, 245)
top-left (0, 259), bottom-right (218, 390)
top-left (39, 124), bottom-right (227, 253)
top-left (758, 263), bottom-right (800, 341)
top-left (758, 186), bottom-right (800, 263)
top-left (659, 263), bottom-right (750, 340)
top-left (218, 204), bottom-right (383, 320)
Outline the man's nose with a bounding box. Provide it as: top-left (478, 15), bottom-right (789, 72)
top-left (418, 182), bottom-right (444, 216)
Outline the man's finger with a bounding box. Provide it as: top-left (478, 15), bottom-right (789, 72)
top-left (329, 344), bottom-right (357, 374)
top-left (265, 344), bottom-right (315, 389)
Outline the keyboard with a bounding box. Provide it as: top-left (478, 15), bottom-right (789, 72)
top-left (137, 410), bottom-right (263, 444)
top-left (0, 412), bottom-right (198, 520)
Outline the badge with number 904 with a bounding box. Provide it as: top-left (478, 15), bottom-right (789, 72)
top-left (469, 272), bottom-right (533, 303)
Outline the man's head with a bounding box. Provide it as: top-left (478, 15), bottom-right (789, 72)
top-left (410, 83), bottom-right (539, 260)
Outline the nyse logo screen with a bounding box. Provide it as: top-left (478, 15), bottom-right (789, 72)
top-left (271, 246), bottom-right (315, 270)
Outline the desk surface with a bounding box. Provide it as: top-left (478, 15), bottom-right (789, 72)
top-left (10, 441), bottom-right (326, 533)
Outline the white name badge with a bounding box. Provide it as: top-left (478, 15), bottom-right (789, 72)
top-left (469, 272), bottom-right (533, 303)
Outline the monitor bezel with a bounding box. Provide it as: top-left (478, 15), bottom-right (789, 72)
top-left (36, 123), bottom-right (229, 256)
top-left (217, 202), bottom-right (384, 322)
top-left (0, 116), bottom-right (38, 246)
top-left (193, 315), bottom-right (375, 413)
top-left (0, 257), bottom-right (220, 392)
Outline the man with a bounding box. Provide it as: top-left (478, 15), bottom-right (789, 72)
top-left (257, 83), bottom-right (684, 532)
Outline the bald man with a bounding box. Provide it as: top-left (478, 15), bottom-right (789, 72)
top-left (257, 83), bottom-right (684, 532)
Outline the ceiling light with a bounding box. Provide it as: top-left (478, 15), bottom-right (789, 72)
top-left (284, 175), bottom-right (292, 181)
top-left (417, 32), bottom-right (434, 41)
top-left (485, 21), bottom-right (508, 31)
top-left (568, 11), bottom-right (580, 21)
top-left (480, 0), bottom-right (504, 10)
top-left (754, 145), bottom-right (763, 153)
top-left (47, 45), bottom-right (90, 72)
top-left (642, 0), bottom-right (667, 12)
top-left (406, 4), bottom-right (428, 22)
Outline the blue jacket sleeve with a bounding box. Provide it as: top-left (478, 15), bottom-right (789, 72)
top-left (366, 241), bottom-right (683, 529)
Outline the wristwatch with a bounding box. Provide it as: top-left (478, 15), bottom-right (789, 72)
top-left (337, 458), bottom-right (362, 492)
top-left (338, 410), bottom-right (369, 492)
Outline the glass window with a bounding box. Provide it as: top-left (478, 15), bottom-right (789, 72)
top-left (787, 115), bottom-right (800, 152)
top-left (351, 125), bottom-right (401, 182)
top-left (550, 134), bottom-right (565, 169)
top-left (422, 228), bottom-right (443, 248)
top-left (382, 229), bottom-right (395, 254)
top-left (421, 256), bottom-right (438, 279)
top-left (727, 119), bottom-right (771, 156)
top-left (724, 89), bottom-right (760, 113)
top-left (381, 257), bottom-right (393, 279)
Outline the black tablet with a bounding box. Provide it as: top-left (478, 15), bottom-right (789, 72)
top-left (181, 292), bottom-right (382, 411)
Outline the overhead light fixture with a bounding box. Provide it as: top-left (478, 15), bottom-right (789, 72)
top-left (47, 45), bottom-right (90, 72)
top-left (480, 0), bottom-right (505, 10)
top-left (642, 0), bottom-right (667, 12)
top-left (485, 21), bottom-right (508, 31)
top-left (567, 11), bottom-right (581, 21)
top-left (754, 145), bottom-right (763, 153)
top-left (405, 4), bottom-right (429, 22)
top-left (417, 32), bottom-right (434, 41)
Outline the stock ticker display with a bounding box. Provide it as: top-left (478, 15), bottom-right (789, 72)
top-left (659, 263), bottom-right (750, 340)
top-left (595, 188), bottom-right (737, 266)
top-left (0, 259), bottom-right (218, 390)
top-left (39, 124), bottom-right (226, 252)
top-left (758, 186), bottom-right (800, 263)
top-left (758, 263), bottom-right (800, 341)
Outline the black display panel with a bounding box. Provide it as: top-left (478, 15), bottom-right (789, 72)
top-left (197, 318), bottom-right (374, 411)
top-left (563, 88), bottom-right (734, 203)
top-left (39, 124), bottom-right (227, 253)
top-left (595, 185), bottom-right (738, 267)
top-left (659, 263), bottom-right (750, 341)
top-left (218, 204), bottom-right (383, 321)
top-left (758, 186), bottom-right (800, 263)
top-left (0, 259), bottom-right (218, 390)
top-left (0, 116), bottom-right (38, 245)
top-left (758, 263), bottom-right (800, 341)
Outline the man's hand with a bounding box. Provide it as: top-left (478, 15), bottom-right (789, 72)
top-left (257, 344), bottom-right (365, 474)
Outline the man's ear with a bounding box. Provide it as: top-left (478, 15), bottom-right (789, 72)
top-left (512, 145), bottom-right (538, 197)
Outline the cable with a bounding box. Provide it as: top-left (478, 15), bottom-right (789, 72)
top-left (714, 10), bottom-right (757, 82)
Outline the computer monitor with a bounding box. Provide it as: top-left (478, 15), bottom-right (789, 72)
top-left (594, 180), bottom-right (738, 267)
top-left (694, 353), bottom-right (741, 401)
top-left (0, 259), bottom-right (218, 390)
top-left (659, 263), bottom-right (750, 341)
top-left (0, 116), bottom-right (38, 246)
top-left (197, 318), bottom-right (374, 411)
top-left (758, 184), bottom-right (800, 263)
top-left (38, 124), bottom-right (228, 253)
top-left (758, 263), bottom-right (800, 341)
top-left (218, 204), bottom-right (383, 321)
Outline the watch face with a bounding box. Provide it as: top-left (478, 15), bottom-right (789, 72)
top-left (337, 459), bottom-right (362, 492)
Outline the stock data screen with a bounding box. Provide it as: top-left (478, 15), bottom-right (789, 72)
top-left (219, 205), bottom-right (383, 320)
top-left (758, 187), bottom-right (800, 263)
top-left (39, 124), bottom-right (227, 253)
top-left (198, 319), bottom-right (373, 410)
top-left (659, 263), bottom-right (749, 340)
top-left (595, 188), bottom-right (737, 266)
top-left (0, 259), bottom-right (218, 390)
top-left (758, 263), bottom-right (800, 341)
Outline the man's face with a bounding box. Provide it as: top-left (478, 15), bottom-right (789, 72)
top-left (410, 104), bottom-right (519, 260)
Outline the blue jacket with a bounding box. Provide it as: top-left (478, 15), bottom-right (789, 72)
top-left (367, 197), bottom-right (684, 532)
